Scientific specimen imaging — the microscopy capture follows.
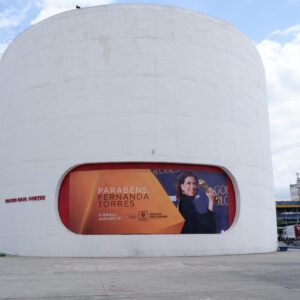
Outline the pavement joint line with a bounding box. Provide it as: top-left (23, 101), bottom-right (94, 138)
top-left (5, 265), bottom-right (45, 299)
top-left (2, 287), bottom-right (300, 299)
top-left (1, 295), bottom-right (108, 300)
top-left (3, 285), bottom-right (297, 300)
top-left (92, 257), bottom-right (109, 299)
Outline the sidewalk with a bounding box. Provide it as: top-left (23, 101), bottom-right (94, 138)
top-left (0, 251), bottom-right (300, 299)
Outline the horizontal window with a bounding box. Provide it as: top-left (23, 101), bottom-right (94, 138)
top-left (58, 163), bottom-right (236, 234)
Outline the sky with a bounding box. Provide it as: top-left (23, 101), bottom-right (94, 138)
top-left (0, 0), bottom-right (299, 200)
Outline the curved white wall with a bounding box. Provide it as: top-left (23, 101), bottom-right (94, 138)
top-left (0, 4), bottom-right (277, 256)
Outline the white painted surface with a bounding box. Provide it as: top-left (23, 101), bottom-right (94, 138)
top-left (0, 4), bottom-right (277, 256)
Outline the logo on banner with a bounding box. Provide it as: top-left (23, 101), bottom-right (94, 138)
top-left (138, 211), bottom-right (149, 221)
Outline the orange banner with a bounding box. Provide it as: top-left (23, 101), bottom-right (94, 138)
top-left (68, 169), bottom-right (184, 234)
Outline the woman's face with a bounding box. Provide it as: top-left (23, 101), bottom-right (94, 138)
top-left (181, 176), bottom-right (198, 197)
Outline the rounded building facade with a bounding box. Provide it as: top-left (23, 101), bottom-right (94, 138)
top-left (0, 4), bottom-right (277, 256)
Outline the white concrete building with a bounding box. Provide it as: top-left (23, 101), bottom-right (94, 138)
top-left (0, 4), bottom-right (277, 256)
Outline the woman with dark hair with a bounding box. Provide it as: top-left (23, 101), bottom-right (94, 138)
top-left (176, 171), bottom-right (216, 234)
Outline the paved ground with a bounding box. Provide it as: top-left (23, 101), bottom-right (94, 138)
top-left (0, 250), bottom-right (300, 299)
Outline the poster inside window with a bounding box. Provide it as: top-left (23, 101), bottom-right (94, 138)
top-left (58, 163), bottom-right (236, 234)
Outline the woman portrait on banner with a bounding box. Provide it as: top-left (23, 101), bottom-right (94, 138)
top-left (176, 171), bottom-right (216, 234)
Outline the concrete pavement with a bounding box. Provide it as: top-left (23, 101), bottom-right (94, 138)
top-left (0, 251), bottom-right (300, 299)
